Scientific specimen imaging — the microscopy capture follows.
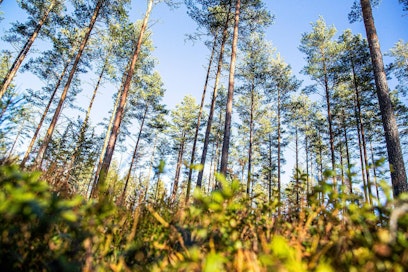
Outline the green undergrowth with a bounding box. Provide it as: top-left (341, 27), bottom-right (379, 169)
top-left (0, 165), bottom-right (407, 271)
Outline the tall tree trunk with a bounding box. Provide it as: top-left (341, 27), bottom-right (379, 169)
top-left (305, 134), bottom-right (309, 196)
top-left (196, 5), bottom-right (231, 188)
top-left (20, 58), bottom-right (71, 168)
top-left (144, 135), bottom-right (157, 203)
top-left (360, 0), bottom-right (408, 197)
top-left (0, 1), bottom-right (55, 99)
top-left (90, 64), bottom-right (129, 198)
top-left (318, 131), bottom-right (324, 204)
top-left (118, 105), bottom-right (148, 206)
top-left (355, 109), bottom-right (369, 202)
top-left (351, 61), bottom-right (372, 202)
top-left (247, 86), bottom-right (254, 196)
top-left (351, 67), bottom-right (370, 201)
top-left (360, 110), bottom-right (372, 203)
top-left (171, 138), bottom-right (185, 203)
top-left (66, 57), bottom-right (108, 183)
top-left (96, 0), bottom-right (154, 196)
top-left (341, 109), bottom-right (353, 194)
top-left (339, 140), bottom-right (345, 188)
top-left (277, 88), bottom-right (282, 207)
top-left (323, 60), bottom-right (336, 183)
top-left (220, 0), bottom-right (240, 176)
top-left (7, 121), bottom-right (24, 159)
top-left (370, 140), bottom-right (380, 200)
top-left (268, 133), bottom-right (273, 202)
top-left (34, 0), bottom-right (103, 168)
top-left (185, 32), bottom-right (218, 203)
top-left (295, 126), bottom-right (299, 210)
top-left (208, 140), bottom-right (217, 193)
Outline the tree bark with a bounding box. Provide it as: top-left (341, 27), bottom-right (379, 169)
top-left (277, 87), bottom-right (282, 206)
top-left (323, 59), bottom-right (336, 182)
top-left (360, 0), bottom-right (408, 197)
top-left (268, 133), bottom-right (273, 202)
top-left (66, 57), bottom-right (108, 184)
top-left (246, 86), bottom-right (254, 196)
top-left (295, 126), bottom-right (299, 210)
top-left (20, 58), bottom-right (71, 168)
top-left (34, 0), bottom-right (103, 168)
top-left (118, 105), bottom-right (148, 206)
top-left (96, 0), bottom-right (154, 196)
top-left (220, 0), bottom-right (240, 176)
top-left (171, 138), bottom-right (185, 203)
top-left (0, 1), bottom-right (55, 99)
top-left (351, 58), bottom-right (372, 202)
top-left (197, 4), bottom-right (231, 188)
top-left (341, 109), bottom-right (352, 194)
top-left (185, 32), bottom-right (217, 203)
top-left (370, 141), bottom-right (380, 200)
top-left (305, 134), bottom-right (309, 196)
top-left (89, 76), bottom-right (123, 198)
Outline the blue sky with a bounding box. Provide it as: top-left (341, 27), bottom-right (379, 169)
top-left (146, 0), bottom-right (408, 109)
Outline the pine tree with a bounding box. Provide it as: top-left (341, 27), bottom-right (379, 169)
top-left (96, 0), bottom-right (155, 197)
top-left (359, 0), bottom-right (407, 196)
top-left (168, 95), bottom-right (200, 203)
top-left (300, 17), bottom-right (342, 185)
top-left (266, 54), bottom-right (300, 205)
top-left (0, 0), bottom-right (64, 99)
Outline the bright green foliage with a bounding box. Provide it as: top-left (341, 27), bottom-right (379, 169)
top-left (389, 40), bottom-right (408, 96)
top-left (1, 165), bottom-right (408, 271)
top-left (0, 165), bottom-right (87, 270)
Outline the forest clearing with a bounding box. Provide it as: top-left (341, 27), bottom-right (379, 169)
top-left (0, 0), bottom-right (408, 271)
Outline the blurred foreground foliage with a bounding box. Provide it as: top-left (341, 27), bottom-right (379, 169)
top-left (0, 165), bottom-right (408, 271)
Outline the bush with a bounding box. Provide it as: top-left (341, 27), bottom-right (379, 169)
top-left (0, 165), bottom-right (407, 271)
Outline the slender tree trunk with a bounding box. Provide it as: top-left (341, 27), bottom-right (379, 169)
top-left (341, 110), bottom-right (353, 194)
top-left (207, 141), bottom-right (216, 193)
top-left (339, 140), bottom-right (345, 188)
top-left (0, 1), bottom-right (55, 99)
top-left (360, 0), bottom-right (408, 197)
top-left (323, 60), bottom-right (336, 183)
top-left (118, 105), bottom-right (149, 206)
top-left (295, 126), bottom-right (299, 210)
top-left (171, 138), bottom-right (185, 202)
top-left (360, 111), bottom-right (372, 203)
top-left (268, 133), bottom-right (273, 202)
top-left (214, 109), bottom-right (223, 189)
top-left (96, 0), bottom-right (154, 196)
top-left (197, 5), bottom-right (231, 188)
top-left (7, 121), bottom-right (24, 159)
top-left (145, 135), bottom-right (157, 203)
top-left (220, 0), bottom-right (240, 176)
top-left (355, 111), bottom-right (369, 202)
top-left (277, 88), bottom-right (282, 207)
top-left (20, 58), bottom-right (71, 168)
top-left (305, 134), bottom-right (309, 196)
top-left (34, 0), bottom-right (103, 168)
top-left (185, 32), bottom-right (218, 203)
top-left (66, 58), bottom-right (108, 184)
top-left (247, 86), bottom-right (254, 196)
top-left (351, 59), bottom-right (372, 202)
top-left (0, 97), bottom-right (13, 120)
top-left (90, 64), bottom-right (129, 198)
top-left (370, 140), bottom-right (380, 200)
top-left (318, 131), bottom-right (324, 204)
